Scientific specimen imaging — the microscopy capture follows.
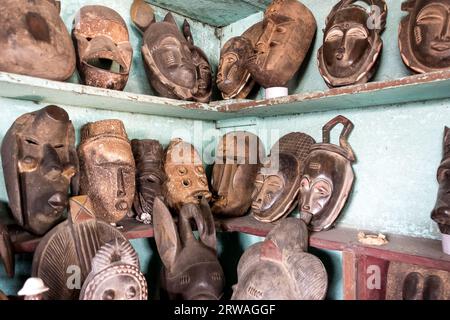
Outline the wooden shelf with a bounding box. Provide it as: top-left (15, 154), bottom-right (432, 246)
top-left (2, 70), bottom-right (450, 121)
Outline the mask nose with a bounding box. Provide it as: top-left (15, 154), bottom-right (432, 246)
top-left (116, 167), bottom-right (126, 198)
top-left (440, 12), bottom-right (450, 40)
top-left (48, 192), bottom-right (68, 212)
top-left (41, 144), bottom-right (62, 180)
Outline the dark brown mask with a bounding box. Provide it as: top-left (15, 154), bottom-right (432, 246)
top-left (211, 131), bottom-right (265, 217)
top-left (400, 0), bottom-right (450, 73)
top-left (252, 132), bottom-right (315, 223)
top-left (217, 23), bottom-right (263, 99)
top-left (78, 120), bottom-right (136, 224)
top-left (1, 105), bottom-right (78, 235)
top-left (72, 5), bottom-right (132, 91)
top-left (132, 139), bottom-right (166, 224)
top-left (318, 0), bottom-right (387, 87)
top-left (431, 127), bottom-right (450, 234)
top-left (299, 116), bottom-right (356, 232)
top-left (153, 198), bottom-right (225, 300)
top-left (231, 218), bottom-right (327, 300)
top-left (246, 0), bottom-right (316, 88)
top-left (0, 0), bottom-right (75, 81)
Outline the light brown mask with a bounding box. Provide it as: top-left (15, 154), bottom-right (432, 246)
top-left (164, 139), bottom-right (211, 211)
top-left (246, 0), bottom-right (316, 88)
top-left (400, 0), bottom-right (450, 73)
top-left (0, 0), bottom-right (75, 81)
top-left (318, 0), bottom-right (387, 87)
top-left (211, 131), bottom-right (265, 217)
top-left (78, 120), bottom-right (136, 223)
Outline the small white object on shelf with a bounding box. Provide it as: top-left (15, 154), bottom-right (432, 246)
top-left (264, 87), bottom-right (288, 99)
top-left (442, 233), bottom-right (450, 255)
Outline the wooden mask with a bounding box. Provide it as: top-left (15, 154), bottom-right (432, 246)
top-left (211, 131), bottom-right (265, 217)
top-left (164, 139), bottom-right (211, 211)
top-left (72, 5), bottom-right (133, 91)
top-left (0, 0), bottom-right (75, 81)
top-left (299, 116), bottom-right (356, 232)
top-left (231, 218), bottom-right (327, 300)
top-left (245, 0), bottom-right (316, 88)
top-left (318, 0), bottom-right (388, 87)
top-left (132, 139), bottom-right (166, 224)
top-left (78, 120), bottom-right (135, 224)
top-left (400, 0), bottom-right (450, 73)
top-left (153, 198), bottom-right (225, 300)
top-left (80, 239), bottom-right (148, 300)
top-left (217, 23), bottom-right (263, 99)
top-left (252, 132), bottom-right (315, 223)
top-left (32, 196), bottom-right (128, 300)
top-left (431, 127), bottom-right (450, 234)
top-left (1, 105), bottom-right (78, 235)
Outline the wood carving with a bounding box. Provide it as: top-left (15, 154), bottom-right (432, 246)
top-left (0, 223), bottom-right (14, 278)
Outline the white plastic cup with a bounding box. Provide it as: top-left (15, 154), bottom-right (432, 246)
top-left (264, 87), bottom-right (288, 99)
top-left (442, 233), bottom-right (450, 255)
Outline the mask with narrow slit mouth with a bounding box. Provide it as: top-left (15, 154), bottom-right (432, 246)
top-left (72, 5), bottom-right (132, 90)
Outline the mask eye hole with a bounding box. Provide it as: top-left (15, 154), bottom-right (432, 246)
top-left (195, 166), bottom-right (205, 174)
top-left (102, 289), bottom-right (115, 300)
top-left (182, 179), bottom-right (191, 187)
top-left (180, 274), bottom-right (190, 285)
top-left (54, 144), bottom-right (64, 149)
top-left (178, 167), bottom-right (187, 175)
top-left (25, 138), bottom-right (39, 145)
top-left (126, 286), bottom-right (137, 299)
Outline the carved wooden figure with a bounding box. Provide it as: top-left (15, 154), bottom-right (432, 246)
top-left (72, 5), bottom-right (133, 91)
top-left (32, 196), bottom-right (127, 300)
top-left (130, 1), bottom-right (213, 102)
top-left (1, 105), bottom-right (78, 235)
top-left (0, 0), bottom-right (75, 81)
top-left (299, 116), bottom-right (356, 232)
top-left (78, 119), bottom-right (135, 224)
top-left (0, 224), bottom-right (14, 278)
top-left (252, 132), bottom-right (315, 223)
top-left (232, 218), bottom-right (328, 300)
top-left (153, 198), bottom-right (225, 300)
top-left (80, 239), bottom-right (147, 300)
top-left (164, 139), bottom-right (211, 211)
top-left (245, 0), bottom-right (316, 88)
top-left (211, 132), bottom-right (265, 217)
top-left (132, 139), bottom-right (166, 224)
top-left (400, 0), bottom-right (450, 73)
top-left (318, 0), bottom-right (388, 87)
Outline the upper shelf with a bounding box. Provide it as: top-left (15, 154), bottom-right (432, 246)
top-left (2, 70), bottom-right (450, 121)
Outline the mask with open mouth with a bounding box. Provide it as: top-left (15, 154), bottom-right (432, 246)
top-left (400, 0), bottom-right (450, 73)
top-left (72, 5), bottom-right (132, 90)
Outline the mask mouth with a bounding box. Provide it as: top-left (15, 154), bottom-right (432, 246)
top-left (85, 57), bottom-right (126, 74)
top-left (431, 41), bottom-right (450, 53)
top-left (115, 200), bottom-right (129, 211)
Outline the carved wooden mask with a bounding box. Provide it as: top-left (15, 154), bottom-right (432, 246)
top-left (0, 0), bottom-right (75, 81)
top-left (231, 218), bottom-right (327, 300)
top-left (400, 0), bottom-right (450, 73)
top-left (318, 0), bottom-right (387, 87)
top-left (1, 105), bottom-right (78, 235)
top-left (245, 0), bottom-right (316, 88)
top-left (72, 5), bottom-right (133, 90)
top-left (431, 127), bottom-right (450, 234)
top-left (164, 139), bottom-right (211, 211)
top-left (32, 196), bottom-right (127, 300)
top-left (252, 133), bottom-right (315, 223)
top-left (132, 139), bottom-right (166, 224)
top-left (299, 116), bottom-right (356, 232)
top-left (78, 120), bottom-right (135, 224)
top-left (80, 239), bottom-right (148, 300)
top-left (211, 132), bottom-right (265, 217)
top-left (153, 198), bottom-right (225, 300)
top-left (217, 23), bottom-right (263, 99)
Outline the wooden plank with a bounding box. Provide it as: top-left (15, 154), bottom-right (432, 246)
top-left (343, 250), bottom-right (357, 300)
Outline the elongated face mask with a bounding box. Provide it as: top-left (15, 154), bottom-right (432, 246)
top-left (1, 105), bottom-right (78, 235)
top-left (0, 0), bottom-right (75, 81)
top-left (318, 0), bottom-right (387, 87)
top-left (78, 120), bottom-right (135, 223)
top-left (400, 0), bottom-right (450, 73)
top-left (246, 0), bottom-right (316, 88)
top-left (72, 5), bottom-right (133, 90)
top-left (299, 116), bottom-right (356, 232)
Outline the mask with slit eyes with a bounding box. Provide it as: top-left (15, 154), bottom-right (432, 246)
top-left (1, 105), bottom-right (78, 235)
top-left (78, 119), bottom-right (136, 224)
top-left (72, 5), bottom-right (133, 90)
top-left (318, 0), bottom-right (387, 87)
top-left (0, 0), bottom-right (75, 81)
top-left (245, 0), bottom-right (316, 88)
top-left (251, 132), bottom-right (315, 223)
top-left (299, 116), bottom-right (356, 232)
top-left (400, 0), bottom-right (450, 73)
